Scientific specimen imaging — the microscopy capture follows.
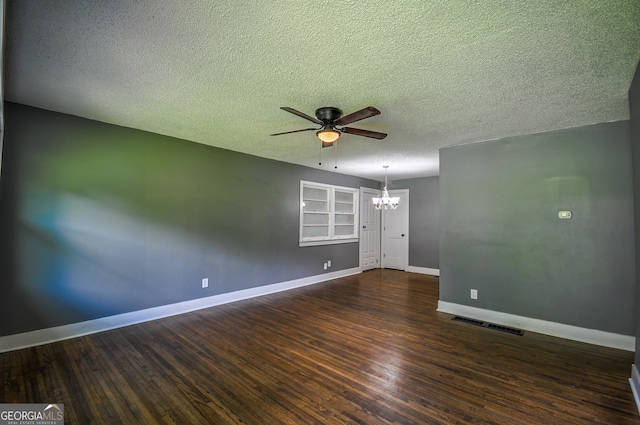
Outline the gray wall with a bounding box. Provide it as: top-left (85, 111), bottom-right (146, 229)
top-left (630, 61), bottom-right (640, 363)
top-left (0, 102), bottom-right (378, 337)
top-left (439, 121), bottom-right (635, 335)
top-left (393, 176), bottom-right (440, 270)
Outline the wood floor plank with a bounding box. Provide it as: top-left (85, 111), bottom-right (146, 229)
top-left (1, 269), bottom-right (639, 424)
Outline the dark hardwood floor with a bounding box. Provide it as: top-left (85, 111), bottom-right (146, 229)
top-left (1, 269), bottom-right (639, 424)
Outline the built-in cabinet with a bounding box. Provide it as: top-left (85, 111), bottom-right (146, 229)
top-left (300, 181), bottom-right (358, 246)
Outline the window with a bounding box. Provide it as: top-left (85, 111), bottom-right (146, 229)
top-left (300, 181), bottom-right (359, 246)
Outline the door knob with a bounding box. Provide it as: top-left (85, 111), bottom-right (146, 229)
top-left (401, 234), bottom-right (405, 237)
top-left (363, 225), bottom-right (367, 229)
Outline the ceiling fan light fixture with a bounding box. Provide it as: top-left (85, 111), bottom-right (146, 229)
top-left (316, 128), bottom-right (340, 145)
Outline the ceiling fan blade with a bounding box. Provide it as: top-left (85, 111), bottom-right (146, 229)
top-left (341, 127), bottom-right (387, 140)
top-left (270, 128), bottom-right (318, 136)
top-left (335, 106), bottom-right (380, 126)
top-left (280, 107), bottom-right (323, 124)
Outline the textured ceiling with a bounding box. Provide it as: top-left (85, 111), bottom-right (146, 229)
top-left (4, 1), bottom-right (640, 181)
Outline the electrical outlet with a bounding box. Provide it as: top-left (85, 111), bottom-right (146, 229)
top-left (327, 260), bottom-right (331, 268)
top-left (202, 278), bottom-right (209, 288)
top-left (324, 263), bottom-right (328, 270)
top-left (470, 289), bottom-right (478, 300)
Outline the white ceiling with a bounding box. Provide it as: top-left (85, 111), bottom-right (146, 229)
top-left (4, 1), bottom-right (640, 181)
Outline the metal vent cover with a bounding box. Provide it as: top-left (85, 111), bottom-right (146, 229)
top-left (452, 316), bottom-right (524, 336)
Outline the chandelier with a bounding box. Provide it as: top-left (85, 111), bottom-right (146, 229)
top-left (372, 166), bottom-right (400, 210)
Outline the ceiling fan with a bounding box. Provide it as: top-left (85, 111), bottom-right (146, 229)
top-left (270, 106), bottom-right (387, 148)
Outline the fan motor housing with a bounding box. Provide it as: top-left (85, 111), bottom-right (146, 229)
top-left (315, 107), bottom-right (343, 123)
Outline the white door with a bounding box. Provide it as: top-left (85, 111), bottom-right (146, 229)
top-left (381, 189), bottom-right (409, 270)
top-left (360, 187), bottom-right (381, 271)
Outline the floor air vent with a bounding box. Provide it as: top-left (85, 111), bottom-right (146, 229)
top-left (452, 316), bottom-right (524, 336)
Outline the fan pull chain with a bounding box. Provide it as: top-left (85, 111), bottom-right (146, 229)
top-left (334, 141), bottom-right (338, 169)
top-left (319, 141), bottom-right (322, 166)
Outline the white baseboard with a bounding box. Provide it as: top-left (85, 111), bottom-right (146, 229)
top-left (630, 364), bottom-right (640, 415)
top-left (437, 300), bottom-right (635, 351)
top-left (0, 267), bottom-right (361, 353)
top-left (407, 266), bottom-right (440, 276)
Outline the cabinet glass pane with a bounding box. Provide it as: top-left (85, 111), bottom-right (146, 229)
top-left (335, 214), bottom-right (354, 225)
top-left (303, 200), bottom-right (329, 212)
top-left (334, 202), bottom-right (353, 213)
top-left (335, 190), bottom-right (354, 203)
top-left (334, 225), bottom-right (355, 236)
top-left (303, 213), bottom-right (329, 225)
top-left (303, 226), bottom-right (329, 238)
top-left (303, 187), bottom-right (328, 201)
